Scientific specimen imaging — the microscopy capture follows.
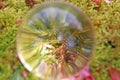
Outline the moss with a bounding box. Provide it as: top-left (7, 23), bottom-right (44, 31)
top-left (0, 0), bottom-right (120, 80)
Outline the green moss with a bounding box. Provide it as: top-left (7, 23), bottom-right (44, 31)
top-left (0, 0), bottom-right (120, 80)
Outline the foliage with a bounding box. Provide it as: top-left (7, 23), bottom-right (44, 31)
top-left (0, 0), bottom-right (120, 80)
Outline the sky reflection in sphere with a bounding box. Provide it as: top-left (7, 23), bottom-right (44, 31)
top-left (17, 2), bottom-right (95, 80)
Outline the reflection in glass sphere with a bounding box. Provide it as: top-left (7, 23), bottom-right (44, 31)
top-left (17, 1), bottom-right (95, 80)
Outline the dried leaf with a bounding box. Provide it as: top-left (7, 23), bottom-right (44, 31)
top-left (84, 75), bottom-right (95, 80)
top-left (17, 19), bottom-right (22, 25)
top-left (108, 68), bottom-right (120, 80)
top-left (22, 70), bottom-right (28, 78)
top-left (93, 0), bottom-right (101, 4)
top-left (0, 4), bottom-right (7, 9)
top-left (25, 0), bottom-right (36, 8)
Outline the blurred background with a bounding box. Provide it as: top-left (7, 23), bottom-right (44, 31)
top-left (0, 0), bottom-right (120, 80)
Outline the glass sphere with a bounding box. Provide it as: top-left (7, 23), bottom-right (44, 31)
top-left (17, 1), bottom-right (95, 80)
